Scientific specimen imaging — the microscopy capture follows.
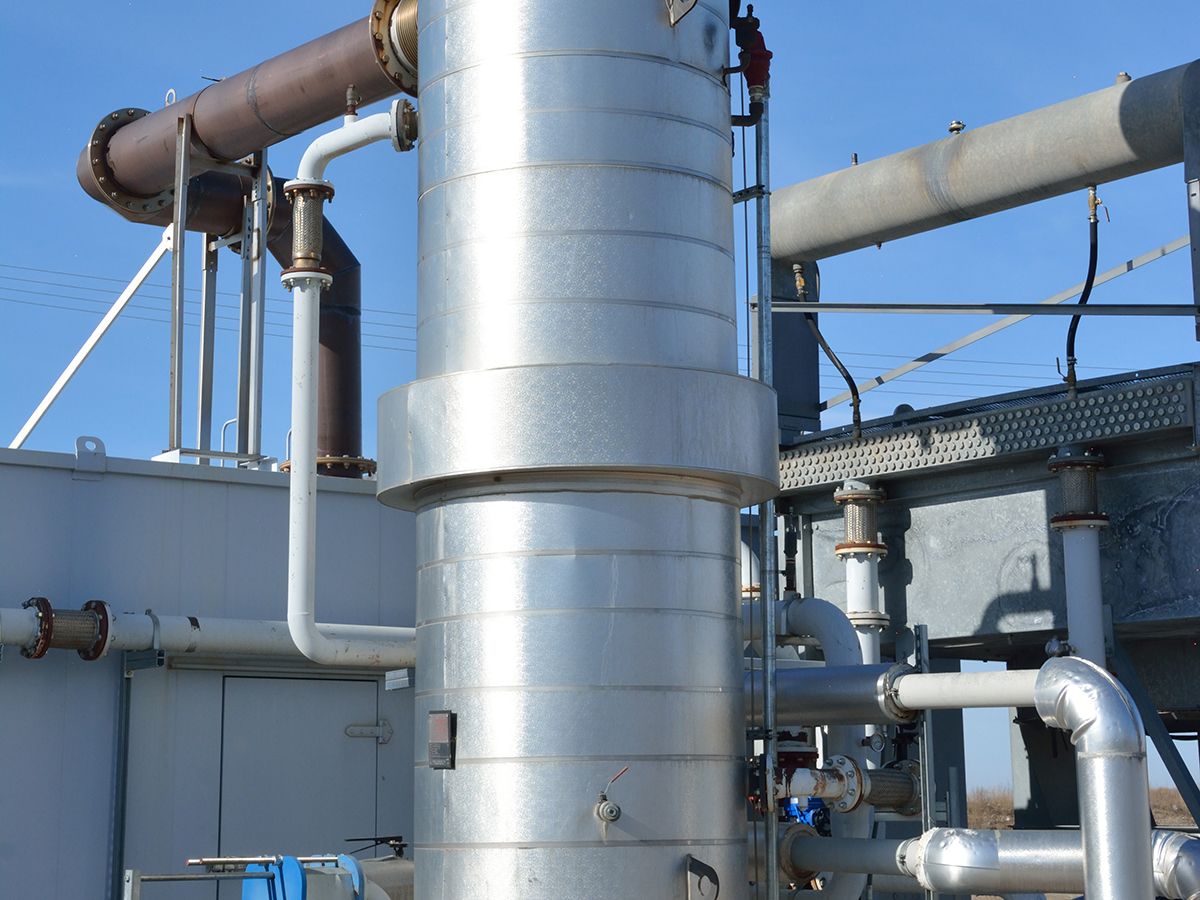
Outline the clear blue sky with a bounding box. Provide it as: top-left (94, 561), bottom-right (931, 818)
top-left (1, 2), bottom-right (1197, 788)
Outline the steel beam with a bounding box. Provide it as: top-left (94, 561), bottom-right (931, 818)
top-left (168, 115), bottom-right (192, 451)
top-left (9, 231), bottom-right (171, 449)
top-left (195, 235), bottom-right (219, 462)
top-left (820, 236), bottom-right (1187, 410)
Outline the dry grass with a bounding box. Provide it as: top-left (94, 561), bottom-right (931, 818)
top-left (967, 785), bottom-right (1195, 829)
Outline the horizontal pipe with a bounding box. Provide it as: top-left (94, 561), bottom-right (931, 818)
top-left (0, 606), bottom-right (415, 668)
top-left (892, 669), bottom-right (1040, 711)
top-left (772, 61), bottom-right (1198, 263)
top-left (781, 829), bottom-right (1200, 898)
top-left (753, 663), bottom-right (912, 725)
top-left (78, 17), bottom-right (407, 202)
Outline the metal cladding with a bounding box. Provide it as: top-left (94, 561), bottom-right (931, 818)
top-left (377, 1), bottom-right (777, 897)
top-left (771, 60), bottom-right (1200, 263)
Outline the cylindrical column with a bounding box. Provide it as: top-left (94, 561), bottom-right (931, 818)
top-left (376, 3), bottom-right (777, 898)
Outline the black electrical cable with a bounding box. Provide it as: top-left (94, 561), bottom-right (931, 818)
top-left (1064, 188), bottom-right (1100, 389)
top-left (792, 262), bottom-right (862, 437)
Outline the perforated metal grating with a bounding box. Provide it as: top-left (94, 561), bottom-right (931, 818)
top-left (779, 368), bottom-right (1196, 494)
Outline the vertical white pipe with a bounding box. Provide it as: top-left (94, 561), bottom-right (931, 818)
top-left (1060, 526), bottom-right (1106, 665)
top-left (844, 554), bottom-right (881, 665)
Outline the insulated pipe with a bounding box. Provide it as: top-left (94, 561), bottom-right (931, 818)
top-left (1060, 527), bottom-right (1106, 663)
top-left (1034, 655), bottom-right (1154, 900)
top-left (781, 829), bottom-right (1200, 898)
top-left (754, 663), bottom-right (913, 726)
top-left (781, 597), bottom-right (873, 900)
top-left (771, 61), bottom-right (1200, 263)
top-left (76, 13), bottom-right (415, 204)
top-left (0, 605), bottom-right (414, 667)
top-left (891, 669), bottom-right (1041, 712)
top-left (283, 107), bottom-right (412, 668)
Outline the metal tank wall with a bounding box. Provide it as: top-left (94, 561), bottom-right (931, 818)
top-left (377, 1), bottom-right (778, 897)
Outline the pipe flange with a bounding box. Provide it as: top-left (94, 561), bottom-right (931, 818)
top-left (78, 600), bottom-right (112, 661)
top-left (279, 455), bottom-right (378, 475)
top-left (371, 0), bottom-right (419, 95)
top-left (778, 823), bottom-right (822, 884)
top-left (833, 486), bottom-right (886, 505)
top-left (1047, 446), bottom-right (1106, 473)
top-left (833, 541), bottom-right (888, 559)
top-left (826, 755), bottom-right (863, 813)
top-left (846, 609), bottom-right (891, 630)
top-left (20, 597), bottom-right (54, 660)
top-left (84, 109), bottom-right (176, 220)
top-left (282, 179), bottom-right (335, 203)
top-left (1049, 513), bottom-right (1110, 531)
top-left (392, 99), bottom-right (419, 152)
top-left (280, 268), bottom-right (335, 291)
top-left (879, 663), bottom-right (919, 723)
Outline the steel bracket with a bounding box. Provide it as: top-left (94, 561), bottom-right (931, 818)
top-left (346, 719), bottom-right (393, 744)
top-left (665, 0), bottom-right (698, 26)
top-left (685, 854), bottom-right (720, 898)
top-left (73, 435), bottom-right (107, 480)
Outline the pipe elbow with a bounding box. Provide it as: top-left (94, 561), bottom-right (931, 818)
top-left (1033, 656), bottom-right (1145, 757)
top-left (785, 596), bottom-right (863, 667)
top-left (1155, 831), bottom-right (1200, 900)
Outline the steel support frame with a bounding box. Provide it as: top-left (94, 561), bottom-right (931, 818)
top-left (168, 115), bottom-right (192, 451)
top-left (236, 150), bottom-right (269, 457)
top-left (9, 230), bottom-right (172, 449)
top-left (195, 236), bottom-right (219, 462)
top-left (1111, 639), bottom-right (1200, 827)
top-left (1185, 63), bottom-right (1200, 339)
top-left (753, 92), bottom-right (780, 900)
top-left (819, 236), bottom-right (1189, 410)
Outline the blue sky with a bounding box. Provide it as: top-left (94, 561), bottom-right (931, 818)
top-left (1, 2), bottom-right (1197, 788)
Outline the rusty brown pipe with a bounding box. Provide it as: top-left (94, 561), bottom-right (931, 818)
top-left (77, 11), bottom-right (415, 203)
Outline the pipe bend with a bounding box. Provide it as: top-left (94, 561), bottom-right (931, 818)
top-left (1155, 831), bottom-right (1200, 900)
top-left (296, 103), bottom-right (403, 183)
top-left (784, 595), bottom-right (862, 667)
top-left (1033, 655), bottom-right (1145, 757)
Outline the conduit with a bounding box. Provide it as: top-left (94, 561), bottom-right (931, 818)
top-left (771, 60), bottom-right (1200, 263)
top-left (283, 102), bottom-right (415, 668)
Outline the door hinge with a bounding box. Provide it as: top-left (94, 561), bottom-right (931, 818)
top-left (345, 719), bottom-right (392, 745)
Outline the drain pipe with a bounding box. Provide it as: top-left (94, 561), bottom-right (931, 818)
top-left (283, 98), bottom-right (417, 668)
top-left (780, 828), bottom-right (1200, 898)
top-left (1048, 446), bottom-right (1108, 665)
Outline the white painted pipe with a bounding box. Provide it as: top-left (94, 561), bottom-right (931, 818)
top-left (843, 554), bottom-right (881, 665)
top-left (891, 669), bottom-right (1040, 712)
top-left (0, 606), bottom-right (414, 667)
top-left (282, 108), bottom-right (414, 670)
top-left (1060, 525), bottom-right (1107, 665)
top-left (296, 104), bottom-right (403, 183)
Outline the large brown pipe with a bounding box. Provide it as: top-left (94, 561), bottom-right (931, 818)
top-left (85, 171), bottom-right (366, 475)
top-left (78, 13), bottom-right (413, 201)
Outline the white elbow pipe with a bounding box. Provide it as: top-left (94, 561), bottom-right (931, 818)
top-left (296, 101), bottom-right (406, 184)
top-left (282, 108), bottom-right (416, 669)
